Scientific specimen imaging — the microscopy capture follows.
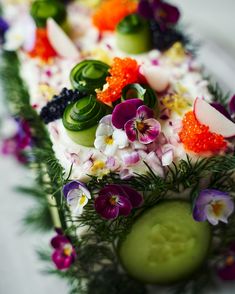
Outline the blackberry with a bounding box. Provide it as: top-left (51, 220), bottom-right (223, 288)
top-left (40, 87), bottom-right (87, 124)
top-left (150, 21), bottom-right (185, 51)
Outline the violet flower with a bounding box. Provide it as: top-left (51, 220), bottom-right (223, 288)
top-left (112, 99), bottom-right (161, 144)
top-left (138, 0), bottom-right (180, 27)
top-left (193, 189), bottom-right (234, 226)
top-left (217, 243), bottom-right (235, 281)
top-left (94, 184), bottom-right (143, 220)
top-left (229, 95), bottom-right (235, 118)
top-left (0, 17), bottom-right (9, 44)
top-left (1, 119), bottom-right (31, 163)
top-left (51, 229), bottom-right (76, 270)
top-left (63, 181), bottom-right (91, 216)
top-left (125, 105), bottom-right (161, 144)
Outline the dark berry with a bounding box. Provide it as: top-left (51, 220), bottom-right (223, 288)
top-left (40, 88), bottom-right (86, 124)
top-left (150, 21), bottom-right (185, 51)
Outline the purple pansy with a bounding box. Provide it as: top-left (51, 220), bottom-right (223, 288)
top-left (51, 229), bottom-right (76, 270)
top-left (217, 243), bottom-right (235, 281)
top-left (138, 0), bottom-right (180, 27)
top-left (0, 17), bottom-right (9, 43)
top-left (1, 119), bottom-right (32, 163)
top-left (112, 99), bottom-right (161, 144)
top-left (193, 189), bottom-right (234, 226)
top-left (63, 181), bottom-right (91, 215)
top-left (94, 184), bottom-right (143, 220)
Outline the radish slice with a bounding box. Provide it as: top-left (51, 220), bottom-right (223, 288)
top-left (194, 97), bottom-right (235, 138)
top-left (47, 18), bottom-right (79, 59)
top-left (141, 65), bottom-right (169, 92)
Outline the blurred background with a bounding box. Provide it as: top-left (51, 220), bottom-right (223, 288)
top-left (0, 0), bottom-right (235, 293)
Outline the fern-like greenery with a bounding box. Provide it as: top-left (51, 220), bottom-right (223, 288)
top-left (1, 48), bottom-right (235, 294)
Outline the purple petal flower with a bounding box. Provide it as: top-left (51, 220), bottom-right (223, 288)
top-left (63, 181), bottom-right (91, 215)
top-left (51, 231), bottom-right (76, 270)
top-left (0, 17), bottom-right (9, 43)
top-left (138, 0), bottom-right (180, 27)
top-left (124, 105), bottom-right (161, 145)
top-left (94, 184), bottom-right (143, 220)
top-left (193, 189), bottom-right (234, 226)
top-left (136, 105), bottom-right (154, 120)
top-left (112, 99), bottom-right (143, 129)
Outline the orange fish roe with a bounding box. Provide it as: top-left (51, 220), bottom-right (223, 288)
top-left (179, 111), bottom-right (227, 154)
top-left (92, 0), bottom-right (137, 32)
top-left (29, 28), bottom-right (57, 61)
top-left (97, 57), bottom-right (139, 104)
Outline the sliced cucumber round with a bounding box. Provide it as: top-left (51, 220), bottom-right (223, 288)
top-left (119, 201), bottom-right (211, 284)
top-left (116, 14), bottom-right (152, 54)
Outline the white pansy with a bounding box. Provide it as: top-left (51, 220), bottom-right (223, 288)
top-left (94, 115), bottom-right (129, 156)
top-left (4, 25), bottom-right (25, 51)
top-left (66, 185), bottom-right (91, 216)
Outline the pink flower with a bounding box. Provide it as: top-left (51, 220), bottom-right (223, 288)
top-left (51, 230), bottom-right (76, 270)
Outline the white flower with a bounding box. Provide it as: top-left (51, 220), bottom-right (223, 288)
top-left (63, 181), bottom-right (91, 216)
top-left (4, 16), bottom-right (35, 51)
top-left (94, 115), bottom-right (129, 156)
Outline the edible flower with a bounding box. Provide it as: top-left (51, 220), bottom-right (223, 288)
top-left (51, 229), bottom-right (76, 270)
top-left (94, 115), bottom-right (129, 156)
top-left (95, 184), bottom-right (143, 220)
top-left (1, 118), bottom-right (31, 163)
top-left (138, 0), bottom-right (180, 28)
top-left (63, 181), bottom-right (91, 215)
top-left (92, 0), bottom-right (137, 32)
top-left (112, 99), bottom-right (161, 144)
top-left (217, 243), bottom-right (235, 280)
top-left (193, 189), bottom-right (234, 226)
top-left (0, 17), bottom-right (9, 44)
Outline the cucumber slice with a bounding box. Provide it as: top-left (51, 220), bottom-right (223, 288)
top-left (119, 201), bottom-right (211, 284)
top-left (66, 124), bottom-right (98, 147)
top-left (116, 14), bottom-right (152, 54)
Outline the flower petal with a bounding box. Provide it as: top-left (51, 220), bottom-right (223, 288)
top-left (124, 119), bottom-right (137, 142)
top-left (96, 123), bottom-right (113, 136)
top-left (138, 118), bottom-right (161, 144)
top-left (94, 194), bottom-right (119, 220)
top-left (117, 195), bottom-right (132, 216)
top-left (136, 105), bottom-right (154, 120)
top-left (113, 129), bottom-right (129, 148)
top-left (112, 99), bottom-right (143, 129)
top-left (121, 151), bottom-right (140, 166)
top-left (121, 186), bottom-right (143, 208)
top-left (104, 142), bottom-right (118, 156)
top-left (94, 135), bottom-right (106, 151)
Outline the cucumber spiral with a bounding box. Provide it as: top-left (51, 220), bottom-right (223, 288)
top-left (122, 83), bottom-right (157, 109)
top-left (30, 0), bottom-right (67, 28)
top-left (63, 95), bottom-right (108, 146)
top-left (70, 60), bottom-right (110, 94)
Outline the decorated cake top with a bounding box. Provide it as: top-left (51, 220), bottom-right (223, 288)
top-left (1, 0), bottom-right (235, 292)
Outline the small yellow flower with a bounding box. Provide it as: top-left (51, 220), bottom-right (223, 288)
top-left (165, 42), bottom-right (186, 63)
top-left (162, 94), bottom-right (191, 115)
top-left (39, 84), bottom-right (57, 101)
top-left (90, 48), bottom-right (113, 65)
top-left (91, 160), bottom-right (110, 179)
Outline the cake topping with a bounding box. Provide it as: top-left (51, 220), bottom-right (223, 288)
top-left (92, 0), bottom-right (137, 32)
top-left (179, 111), bottom-right (227, 154)
top-left (193, 189), bottom-right (234, 226)
top-left (97, 57), bottom-right (139, 104)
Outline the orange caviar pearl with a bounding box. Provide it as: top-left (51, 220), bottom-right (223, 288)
top-left (179, 111), bottom-right (227, 154)
top-left (29, 28), bottom-right (57, 61)
top-left (92, 0), bottom-right (137, 32)
top-left (97, 57), bottom-right (139, 103)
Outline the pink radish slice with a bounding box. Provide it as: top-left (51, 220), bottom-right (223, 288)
top-left (141, 65), bottom-right (169, 92)
top-left (47, 18), bottom-right (79, 59)
top-left (193, 97), bottom-right (235, 138)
